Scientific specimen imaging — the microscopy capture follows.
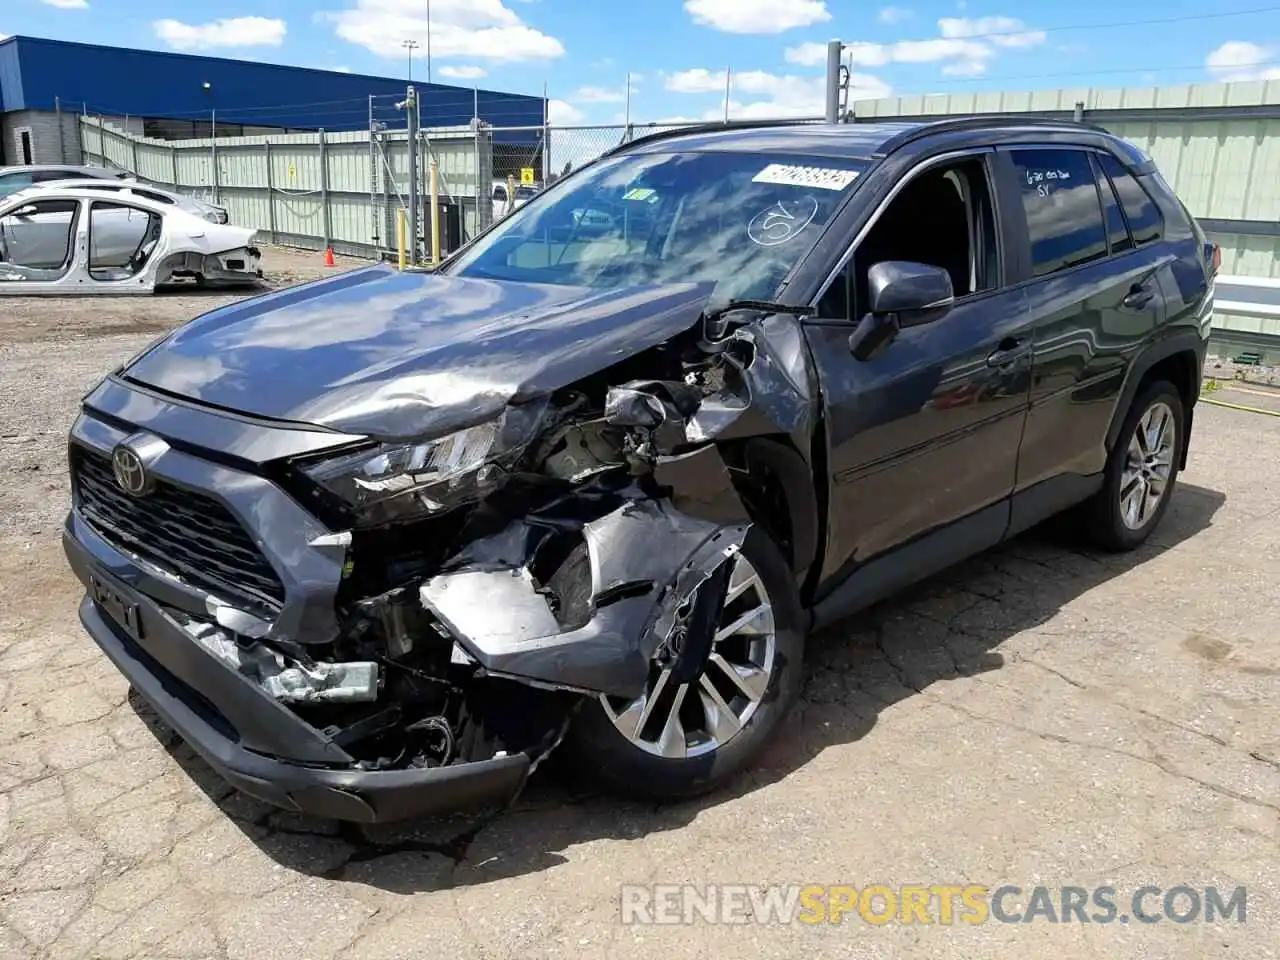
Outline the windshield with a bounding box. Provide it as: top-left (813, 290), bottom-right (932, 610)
top-left (449, 151), bottom-right (868, 301)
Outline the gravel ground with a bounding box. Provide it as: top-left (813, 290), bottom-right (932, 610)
top-left (1, 278), bottom-right (1278, 959)
top-left (0, 246), bottom-right (365, 538)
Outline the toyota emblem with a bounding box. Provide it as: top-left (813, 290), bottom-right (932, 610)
top-left (111, 444), bottom-right (151, 496)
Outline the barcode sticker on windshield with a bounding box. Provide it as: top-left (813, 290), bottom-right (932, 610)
top-left (752, 163), bottom-right (859, 191)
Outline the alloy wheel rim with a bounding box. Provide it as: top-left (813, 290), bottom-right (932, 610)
top-left (1120, 400), bottom-right (1176, 530)
top-left (600, 552), bottom-right (777, 758)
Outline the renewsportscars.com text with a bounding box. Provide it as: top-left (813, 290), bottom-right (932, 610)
top-left (620, 884), bottom-right (1247, 926)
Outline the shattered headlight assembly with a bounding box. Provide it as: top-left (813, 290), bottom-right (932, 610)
top-left (300, 405), bottom-right (544, 524)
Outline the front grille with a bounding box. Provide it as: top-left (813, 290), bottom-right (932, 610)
top-left (73, 447), bottom-right (285, 609)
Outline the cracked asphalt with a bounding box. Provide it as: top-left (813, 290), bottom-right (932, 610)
top-left (2, 272), bottom-right (1278, 957)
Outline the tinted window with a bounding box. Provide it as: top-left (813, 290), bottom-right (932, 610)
top-left (1011, 149), bottom-right (1107, 277)
top-left (492, 184), bottom-right (508, 202)
top-left (0, 172), bottom-right (34, 198)
top-left (1098, 153), bottom-right (1162, 245)
top-left (1092, 154), bottom-right (1132, 254)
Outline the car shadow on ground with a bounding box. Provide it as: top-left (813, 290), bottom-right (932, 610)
top-left (132, 482), bottom-right (1226, 893)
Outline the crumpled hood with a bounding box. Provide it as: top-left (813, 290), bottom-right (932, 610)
top-left (122, 264), bottom-right (714, 439)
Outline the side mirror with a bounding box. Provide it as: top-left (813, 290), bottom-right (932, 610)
top-left (849, 261), bottom-right (955, 361)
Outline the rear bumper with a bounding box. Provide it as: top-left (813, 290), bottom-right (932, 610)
top-left (63, 521), bottom-right (530, 823)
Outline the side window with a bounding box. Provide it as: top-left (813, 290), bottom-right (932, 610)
top-left (89, 201), bottom-right (162, 280)
top-left (1010, 149), bottom-right (1107, 277)
top-left (1097, 153), bottom-right (1162, 246)
top-left (1091, 154), bottom-right (1133, 255)
top-left (0, 172), bottom-right (34, 198)
top-left (0, 198), bottom-right (80, 280)
top-left (492, 184), bottom-right (508, 203)
top-left (823, 156), bottom-right (998, 319)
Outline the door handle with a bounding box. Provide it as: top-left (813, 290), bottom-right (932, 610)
top-left (986, 337), bottom-right (1029, 368)
top-left (1122, 284), bottom-right (1155, 310)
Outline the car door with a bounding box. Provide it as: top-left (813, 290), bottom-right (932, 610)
top-left (89, 200), bottom-right (152, 270)
top-left (0, 197), bottom-right (80, 279)
top-left (999, 146), bottom-right (1168, 534)
top-left (803, 148), bottom-right (1034, 598)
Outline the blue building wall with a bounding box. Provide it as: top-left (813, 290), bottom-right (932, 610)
top-left (0, 36), bottom-right (544, 132)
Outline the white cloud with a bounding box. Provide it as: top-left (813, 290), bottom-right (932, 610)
top-left (1205, 41), bottom-right (1280, 82)
top-left (942, 58), bottom-right (987, 77)
top-left (439, 64), bottom-right (488, 79)
top-left (877, 6), bottom-right (912, 24)
top-left (787, 15), bottom-right (1043, 73)
top-left (154, 17), bottom-right (287, 50)
top-left (665, 68), bottom-right (729, 93)
top-left (685, 0), bottom-right (830, 35)
top-left (668, 68), bottom-right (889, 119)
top-left (330, 65), bottom-right (352, 73)
top-left (574, 85), bottom-right (627, 103)
top-left (548, 99), bottom-right (584, 123)
top-left (939, 16), bottom-right (1045, 48)
top-left (325, 0), bottom-right (564, 62)
top-left (42, 0), bottom-right (88, 8)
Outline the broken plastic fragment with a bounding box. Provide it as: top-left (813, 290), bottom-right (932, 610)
top-left (261, 662), bottom-right (379, 703)
top-left (179, 618), bottom-right (379, 703)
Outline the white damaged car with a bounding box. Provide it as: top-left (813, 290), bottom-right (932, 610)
top-left (0, 186), bottom-right (261, 295)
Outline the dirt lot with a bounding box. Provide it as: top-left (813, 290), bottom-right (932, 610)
top-left (1, 257), bottom-right (1278, 959)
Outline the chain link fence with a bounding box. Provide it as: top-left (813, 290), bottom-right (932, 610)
top-left (80, 112), bottom-right (815, 258)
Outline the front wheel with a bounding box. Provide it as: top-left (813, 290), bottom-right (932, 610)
top-left (565, 527), bottom-right (804, 800)
top-left (1083, 379), bottom-right (1184, 551)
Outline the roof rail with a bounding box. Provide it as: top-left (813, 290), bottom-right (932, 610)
top-left (869, 114), bottom-right (1110, 158)
top-left (602, 117), bottom-right (822, 159)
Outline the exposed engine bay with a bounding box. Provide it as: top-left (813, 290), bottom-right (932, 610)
top-left (171, 306), bottom-right (814, 778)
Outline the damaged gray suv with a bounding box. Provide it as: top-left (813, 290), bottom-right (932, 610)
top-left (64, 117), bottom-right (1215, 823)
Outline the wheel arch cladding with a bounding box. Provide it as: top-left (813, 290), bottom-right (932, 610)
top-left (1106, 334), bottom-right (1203, 468)
top-left (717, 436), bottom-right (819, 582)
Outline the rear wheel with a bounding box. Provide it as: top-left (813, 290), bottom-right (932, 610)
top-left (1083, 380), bottom-right (1183, 550)
top-left (565, 528), bottom-right (804, 800)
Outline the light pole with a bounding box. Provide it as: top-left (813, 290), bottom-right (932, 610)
top-left (402, 39), bottom-right (420, 82)
top-left (202, 80), bottom-right (214, 139)
top-left (426, 0), bottom-right (433, 84)
top-left (201, 81), bottom-right (218, 205)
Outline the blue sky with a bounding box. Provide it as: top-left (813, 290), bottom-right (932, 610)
top-left (4, 0), bottom-right (1280, 124)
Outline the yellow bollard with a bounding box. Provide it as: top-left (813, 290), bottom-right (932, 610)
top-left (429, 157), bottom-right (441, 267)
top-left (397, 208), bottom-right (407, 270)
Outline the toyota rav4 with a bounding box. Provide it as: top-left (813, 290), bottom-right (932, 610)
top-left (63, 117), bottom-right (1216, 823)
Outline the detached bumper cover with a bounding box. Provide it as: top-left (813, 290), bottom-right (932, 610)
top-left (63, 520), bottom-right (529, 823)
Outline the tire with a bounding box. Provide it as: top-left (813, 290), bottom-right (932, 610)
top-left (564, 527), bottom-right (805, 801)
top-left (1082, 379), bottom-right (1184, 551)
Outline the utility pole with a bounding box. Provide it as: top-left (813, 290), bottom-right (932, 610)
top-left (403, 39), bottom-right (419, 82)
top-left (624, 71), bottom-right (631, 128)
top-left (824, 40), bottom-right (843, 123)
top-left (723, 65), bottom-right (732, 122)
top-left (406, 86), bottom-right (419, 264)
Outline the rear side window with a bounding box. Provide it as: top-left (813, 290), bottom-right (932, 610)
top-left (1010, 148), bottom-right (1107, 277)
top-left (1092, 154), bottom-right (1132, 255)
top-left (1097, 153), bottom-right (1162, 245)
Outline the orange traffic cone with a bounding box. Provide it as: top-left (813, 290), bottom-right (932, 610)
top-left (323, 247), bottom-right (336, 267)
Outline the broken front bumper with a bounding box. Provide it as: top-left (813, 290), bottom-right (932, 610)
top-left (63, 519), bottom-right (529, 823)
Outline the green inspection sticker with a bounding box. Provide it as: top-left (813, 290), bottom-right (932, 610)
top-left (623, 187), bottom-right (658, 202)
